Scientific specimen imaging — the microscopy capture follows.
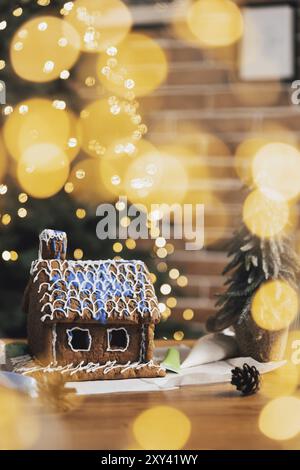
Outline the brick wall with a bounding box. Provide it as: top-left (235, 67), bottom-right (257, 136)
top-left (130, 0), bottom-right (300, 337)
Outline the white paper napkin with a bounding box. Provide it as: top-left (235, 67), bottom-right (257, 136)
top-left (0, 370), bottom-right (37, 397)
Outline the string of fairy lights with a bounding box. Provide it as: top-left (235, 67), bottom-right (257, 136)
top-left (0, 0), bottom-right (193, 341)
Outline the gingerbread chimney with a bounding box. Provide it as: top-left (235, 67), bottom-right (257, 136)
top-left (39, 229), bottom-right (67, 260)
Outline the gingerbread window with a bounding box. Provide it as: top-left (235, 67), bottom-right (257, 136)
top-left (107, 327), bottom-right (129, 352)
top-left (67, 327), bottom-right (92, 352)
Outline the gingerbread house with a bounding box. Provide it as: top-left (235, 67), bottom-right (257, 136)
top-left (22, 230), bottom-right (165, 380)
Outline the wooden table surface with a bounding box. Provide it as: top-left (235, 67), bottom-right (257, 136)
top-left (18, 341), bottom-right (300, 450)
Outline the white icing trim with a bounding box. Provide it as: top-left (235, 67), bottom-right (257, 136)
top-left (14, 359), bottom-right (165, 376)
top-left (52, 324), bottom-right (57, 364)
top-left (139, 324), bottom-right (147, 362)
top-left (106, 327), bottom-right (130, 352)
top-left (66, 327), bottom-right (92, 352)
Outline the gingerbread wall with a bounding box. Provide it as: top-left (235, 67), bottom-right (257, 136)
top-left (53, 323), bottom-right (144, 366)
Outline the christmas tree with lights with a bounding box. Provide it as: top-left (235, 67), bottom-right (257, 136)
top-left (0, 0), bottom-right (171, 337)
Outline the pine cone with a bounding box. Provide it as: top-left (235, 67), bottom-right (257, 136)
top-left (231, 363), bottom-right (260, 395)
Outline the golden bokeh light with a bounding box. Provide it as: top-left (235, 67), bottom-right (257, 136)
top-left (10, 16), bottom-right (80, 82)
top-left (172, 0), bottom-right (202, 47)
top-left (98, 33), bottom-right (168, 97)
top-left (235, 122), bottom-right (298, 187)
top-left (69, 158), bottom-right (114, 205)
top-left (0, 184), bottom-right (7, 195)
top-left (125, 238), bottom-right (136, 250)
top-left (186, 0), bottom-right (243, 48)
top-left (160, 283), bottom-right (172, 295)
top-left (183, 308), bottom-right (194, 321)
top-left (165, 243), bottom-right (174, 254)
top-left (159, 144), bottom-right (210, 182)
top-left (2, 214), bottom-right (11, 226)
top-left (120, 216), bottom-right (130, 228)
top-left (133, 406), bottom-right (191, 450)
top-left (0, 387), bottom-right (40, 449)
top-left (65, 0), bottom-right (132, 53)
top-left (177, 275), bottom-right (188, 287)
top-left (74, 248), bottom-right (84, 260)
top-left (13, 7), bottom-right (23, 17)
top-left (73, 53), bottom-right (98, 88)
top-left (166, 297), bottom-right (177, 308)
top-left (124, 150), bottom-right (188, 211)
top-left (174, 331), bottom-right (185, 341)
top-left (100, 139), bottom-right (157, 198)
top-left (0, 132), bottom-right (8, 184)
top-left (10, 251), bottom-right (19, 261)
top-left (17, 143), bottom-right (70, 198)
top-left (155, 237), bottom-right (166, 248)
top-left (252, 143), bottom-right (300, 202)
top-left (258, 123), bottom-right (298, 148)
top-left (235, 137), bottom-right (270, 187)
top-left (3, 98), bottom-right (80, 162)
top-left (76, 208), bottom-right (86, 219)
top-left (260, 362), bottom-right (299, 399)
top-left (251, 280), bottom-right (298, 332)
top-left (161, 307), bottom-right (171, 321)
top-left (18, 192), bottom-right (28, 203)
top-left (152, 122), bottom-right (230, 165)
top-left (18, 207), bottom-right (27, 218)
top-left (157, 261), bottom-right (167, 272)
top-left (113, 242), bottom-right (123, 253)
top-left (2, 251), bottom-right (11, 261)
top-left (243, 190), bottom-right (289, 239)
top-left (64, 110), bottom-right (82, 162)
top-left (64, 182), bottom-right (74, 193)
top-left (156, 247), bottom-right (168, 258)
top-left (259, 397), bottom-right (300, 441)
top-left (169, 268), bottom-right (180, 280)
top-left (80, 99), bottom-right (138, 158)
